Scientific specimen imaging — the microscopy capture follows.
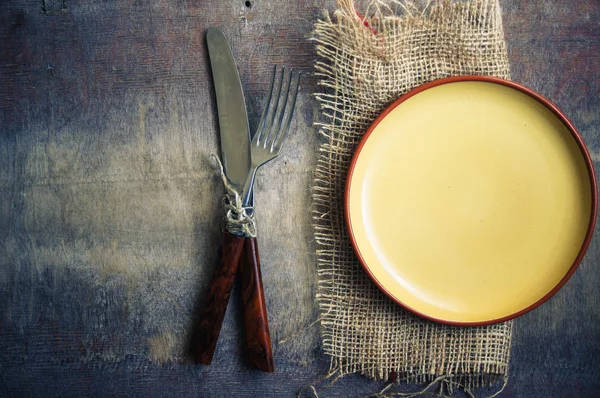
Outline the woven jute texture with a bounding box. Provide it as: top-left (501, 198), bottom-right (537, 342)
top-left (312, 0), bottom-right (513, 387)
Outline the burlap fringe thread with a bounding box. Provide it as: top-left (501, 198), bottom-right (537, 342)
top-left (311, 0), bottom-right (512, 395)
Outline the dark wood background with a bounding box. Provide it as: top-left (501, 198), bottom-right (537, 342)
top-left (1, 0), bottom-right (599, 396)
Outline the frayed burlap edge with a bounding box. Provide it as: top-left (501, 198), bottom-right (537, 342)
top-left (311, 0), bottom-right (512, 392)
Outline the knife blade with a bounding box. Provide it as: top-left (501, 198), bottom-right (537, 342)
top-left (191, 27), bottom-right (251, 366)
top-left (206, 27), bottom-right (251, 191)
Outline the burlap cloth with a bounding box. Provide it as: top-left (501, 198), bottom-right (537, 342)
top-left (311, 0), bottom-right (512, 390)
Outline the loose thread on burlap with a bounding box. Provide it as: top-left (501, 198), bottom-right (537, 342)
top-left (211, 154), bottom-right (256, 237)
top-left (371, 375), bottom-right (451, 398)
top-left (368, 374), bottom-right (509, 398)
top-left (299, 371), bottom-right (509, 398)
top-left (298, 366), bottom-right (345, 398)
top-left (278, 317), bottom-right (322, 344)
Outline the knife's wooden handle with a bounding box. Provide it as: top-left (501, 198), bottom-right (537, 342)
top-left (240, 237), bottom-right (274, 372)
top-left (192, 232), bottom-right (245, 365)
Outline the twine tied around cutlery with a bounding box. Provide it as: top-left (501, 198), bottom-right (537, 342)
top-left (212, 154), bottom-right (257, 238)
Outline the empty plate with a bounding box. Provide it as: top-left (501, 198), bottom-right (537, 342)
top-left (345, 76), bottom-right (597, 325)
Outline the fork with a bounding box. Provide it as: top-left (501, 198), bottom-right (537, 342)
top-left (239, 65), bottom-right (300, 372)
top-left (241, 66), bottom-right (301, 205)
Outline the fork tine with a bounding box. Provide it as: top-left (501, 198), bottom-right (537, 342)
top-left (269, 69), bottom-right (294, 151)
top-left (273, 71), bottom-right (300, 152)
top-left (261, 66), bottom-right (285, 148)
top-left (254, 65), bottom-right (277, 146)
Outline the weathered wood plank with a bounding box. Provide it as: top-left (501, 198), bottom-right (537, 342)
top-left (1, 0), bottom-right (598, 396)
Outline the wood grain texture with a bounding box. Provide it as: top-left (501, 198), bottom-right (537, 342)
top-left (0, 0), bottom-right (598, 396)
top-left (240, 237), bottom-right (274, 373)
top-left (192, 232), bottom-right (245, 365)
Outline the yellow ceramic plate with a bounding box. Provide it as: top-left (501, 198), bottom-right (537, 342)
top-left (346, 76), bottom-right (597, 325)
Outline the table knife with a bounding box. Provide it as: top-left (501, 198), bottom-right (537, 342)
top-left (191, 27), bottom-right (251, 366)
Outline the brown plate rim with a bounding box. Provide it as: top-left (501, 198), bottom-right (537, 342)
top-left (344, 75), bottom-right (598, 326)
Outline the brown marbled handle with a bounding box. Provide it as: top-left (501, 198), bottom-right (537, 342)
top-left (240, 237), bottom-right (274, 372)
top-left (192, 232), bottom-right (245, 365)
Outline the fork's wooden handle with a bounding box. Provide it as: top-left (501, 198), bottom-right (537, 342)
top-left (240, 237), bottom-right (274, 372)
top-left (192, 232), bottom-right (245, 365)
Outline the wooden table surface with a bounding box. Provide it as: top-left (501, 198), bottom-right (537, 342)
top-left (1, 1), bottom-right (599, 396)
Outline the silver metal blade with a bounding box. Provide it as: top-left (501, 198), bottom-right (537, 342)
top-left (206, 27), bottom-right (251, 192)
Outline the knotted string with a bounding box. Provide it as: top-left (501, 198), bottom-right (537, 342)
top-left (212, 154), bottom-right (257, 238)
